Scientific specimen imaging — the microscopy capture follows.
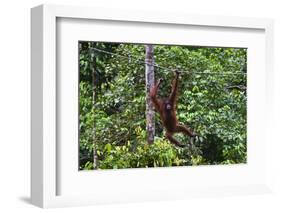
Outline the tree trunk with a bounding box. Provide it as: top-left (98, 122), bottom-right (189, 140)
top-left (145, 45), bottom-right (155, 144)
top-left (91, 43), bottom-right (98, 169)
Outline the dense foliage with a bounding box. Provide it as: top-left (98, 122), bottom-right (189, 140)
top-left (79, 42), bottom-right (247, 170)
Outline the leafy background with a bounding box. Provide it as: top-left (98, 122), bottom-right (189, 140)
top-left (79, 42), bottom-right (247, 170)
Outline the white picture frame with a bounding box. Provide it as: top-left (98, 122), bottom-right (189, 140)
top-left (31, 4), bottom-right (274, 208)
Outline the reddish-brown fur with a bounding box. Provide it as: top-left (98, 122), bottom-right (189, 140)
top-left (150, 71), bottom-right (196, 147)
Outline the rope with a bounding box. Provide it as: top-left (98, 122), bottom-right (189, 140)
top-left (89, 47), bottom-right (247, 76)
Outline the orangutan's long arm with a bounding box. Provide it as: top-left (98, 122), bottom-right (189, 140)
top-left (150, 79), bottom-right (162, 111)
top-left (169, 71), bottom-right (179, 106)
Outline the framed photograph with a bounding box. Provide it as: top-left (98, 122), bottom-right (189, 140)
top-left (31, 4), bottom-right (274, 208)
